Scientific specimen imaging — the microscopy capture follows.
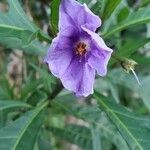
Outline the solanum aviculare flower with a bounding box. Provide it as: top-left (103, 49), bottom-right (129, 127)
top-left (44, 0), bottom-right (113, 97)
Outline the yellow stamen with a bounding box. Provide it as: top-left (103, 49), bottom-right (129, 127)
top-left (75, 42), bottom-right (87, 56)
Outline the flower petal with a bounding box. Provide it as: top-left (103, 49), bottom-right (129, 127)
top-left (44, 34), bottom-right (73, 77)
top-left (82, 27), bottom-right (113, 52)
top-left (82, 27), bottom-right (113, 76)
top-left (60, 59), bottom-right (95, 97)
top-left (59, 0), bottom-right (101, 34)
top-left (76, 64), bottom-right (95, 97)
top-left (88, 50), bottom-right (112, 76)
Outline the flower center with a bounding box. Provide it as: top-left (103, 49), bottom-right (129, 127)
top-left (75, 42), bottom-right (87, 56)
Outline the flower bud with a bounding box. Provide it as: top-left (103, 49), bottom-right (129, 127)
top-left (121, 58), bottom-right (141, 85)
top-left (121, 58), bottom-right (137, 73)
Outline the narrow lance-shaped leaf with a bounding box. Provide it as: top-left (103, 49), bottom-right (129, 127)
top-left (50, 0), bottom-right (61, 34)
top-left (0, 100), bottom-right (30, 113)
top-left (90, 124), bottom-right (101, 150)
top-left (117, 7), bottom-right (130, 23)
top-left (93, 91), bottom-right (150, 150)
top-left (116, 38), bottom-right (150, 57)
top-left (103, 7), bottom-right (150, 38)
top-left (0, 101), bottom-right (48, 150)
top-left (0, 0), bottom-right (36, 41)
top-left (109, 37), bottom-right (150, 66)
top-left (133, 54), bottom-right (150, 65)
top-left (0, 0), bottom-right (49, 56)
top-left (0, 100), bottom-right (30, 128)
top-left (29, 63), bottom-right (57, 93)
top-left (141, 0), bottom-right (150, 7)
top-left (102, 0), bottom-right (121, 20)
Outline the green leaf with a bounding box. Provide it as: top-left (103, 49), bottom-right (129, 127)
top-left (0, 0), bottom-right (36, 42)
top-left (90, 124), bottom-right (101, 150)
top-left (133, 54), bottom-right (150, 65)
top-left (0, 100), bottom-right (30, 128)
top-left (0, 100), bottom-right (30, 113)
top-left (52, 92), bottom-right (129, 149)
top-left (49, 123), bottom-right (128, 150)
top-left (0, 0), bottom-right (37, 30)
top-left (103, 7), bottom-right (150, 38)
top-left (117, 7), bottom-right (129, 23)
top-left (0, 25), bottom-right (35, 45)
top-left (0, 0), bottom-right (49, 56)
top-left (90, 0), bottom-right (106, 16)
top-left (47, 124), bottom-right (92, 150)
top-left (38, 135), bottom-right (53, 150)
top-left (0, 101), bottom-right (48, 150)
top-left (109, 37), bottom-right (150, 66)
top-left (139, 76), bottom-right (150, 111)
top-left (0, 76), bottom-right (14, 99)
top-left (0, 37), bottom-right (48, 56)
top-left (117, 38), bottom-right (150, 57)
top-left (30, 63), bottom-right (56, 84)
top-left (29, 63), bottom-right (57, 93)
top-left (20, 78), bottom-right (43, 100)
top-left (50, 0), bottom-right (61, 34)
top-left (141, 0), bottom-right (150, 7)
top-left (26, 90), bottom-right (48, 106)
top-left (79, 0), bottom-right (91, 4)
top-left (102, 0), bottom-right (121, 20)
top-left (105, 69), bottom-right (150, 111)
top-left (52, 93), bottom-right (114, 133)
top-left (94, 91), bottom-right (150, 150)
top-left (52, 95), bottom-right (102, 123)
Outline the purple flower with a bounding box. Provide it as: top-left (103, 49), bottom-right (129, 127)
top-left (44, 0), bottom-right (113, 97)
